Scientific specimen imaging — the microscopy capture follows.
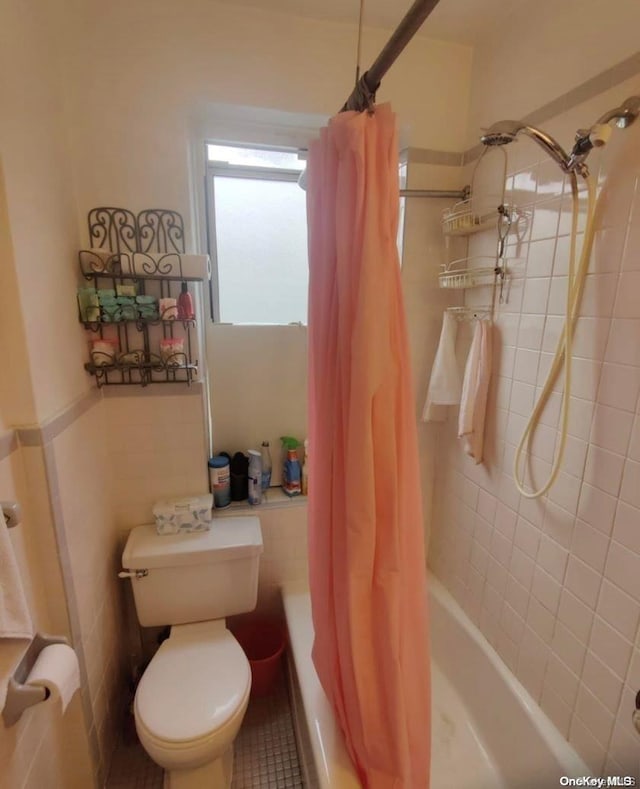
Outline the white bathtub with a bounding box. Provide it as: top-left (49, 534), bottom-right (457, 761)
top-left (282, 575), bottom-right (588, 788)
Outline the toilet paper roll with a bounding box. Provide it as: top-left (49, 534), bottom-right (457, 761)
top-left (26, 644), bottom-right (80, 714)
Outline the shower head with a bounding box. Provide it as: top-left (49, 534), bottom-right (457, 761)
top-left (480, 96), bottom-right (640, 177)
top-left (481, 122), bottom-right (570, 170)
top-left (480, 121), bottom-right (522, 147)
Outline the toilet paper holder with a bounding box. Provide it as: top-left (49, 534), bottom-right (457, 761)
top-left (2, 633), bottom-right (69, 727)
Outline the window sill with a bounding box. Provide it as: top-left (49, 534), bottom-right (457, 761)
top-left (212, 487), bottom-right (307, 516)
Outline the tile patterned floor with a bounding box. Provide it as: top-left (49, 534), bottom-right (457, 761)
top-left (107, 669), bottom-right (303, 788)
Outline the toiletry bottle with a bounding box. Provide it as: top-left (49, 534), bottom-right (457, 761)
top-left (248, 450), bottom-right (262, 505)
top-left (280, 437), bottom-right (301, 497)
top-left (260, 441), bottom-right (272, 491)
top-left (302, 438), bottom-right (309, 496)
top-left (177, 281), bottom-right (194, 320)
top-left (230, 452), bottom-right (249, 501)
top-left (208, 455), bottom-right (231, 508)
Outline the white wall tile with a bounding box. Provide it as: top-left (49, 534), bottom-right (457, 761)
top-left (612, 500), bottom-right (640, 554)
top-left (620, 459), bottom-right (640, 509)
top-left (429, 90), bottom-right (640, 774)
top-left (597, 363), bottom-right (640, 412)
top-left (589, 616), bottom-right (633, 681)
top-left (596, 580), bottom-right (640, 642)
top-left (605, 319), bottom-right (640, 366)
top-left (614, 272), bottom-right (640, 318)
top-left (581, 651), bottom-right (623, 715)
top-left (577, 483), bottom-right (617, 535)
top-left (557, 589), bottom-right (593, 644)
top-left (565, 556), bottom-right (602, 609)
top-left (571, 519), bottom-right (610, 573)
top-left (531, 566), bottom-right (562, 614)
top-left (537, 534), bottom-right (568, 582)
top-left (604, 541), bottom-right (640, 603)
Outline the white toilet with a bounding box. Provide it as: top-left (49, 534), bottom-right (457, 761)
top-left (121, 516), bottom-right (263, 789)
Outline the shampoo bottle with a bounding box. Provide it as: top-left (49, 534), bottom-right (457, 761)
top-left (177, 282), bottom-right (194, 320)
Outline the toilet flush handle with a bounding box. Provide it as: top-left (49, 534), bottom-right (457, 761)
top-left (118, 569), bottom-right (149, 580)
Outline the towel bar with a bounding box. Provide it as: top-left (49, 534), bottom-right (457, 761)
top-left (2, 633), bottom-right (68, 726)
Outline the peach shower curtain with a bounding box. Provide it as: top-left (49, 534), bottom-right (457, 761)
top-left (306, 103), bottom-right (431, 788)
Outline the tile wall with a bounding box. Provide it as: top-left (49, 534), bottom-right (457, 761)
top-left (105, 391), bottom-right (209, 532)
top-left (50, 399), bottom-right (125, 776)
top-left (428, 77), bottom-right (640, 775)
top-left (0, 439), bottom-right (94, 789)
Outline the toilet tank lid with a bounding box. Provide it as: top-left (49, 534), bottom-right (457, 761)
top-left (122, 516), bottom-right (263, 570)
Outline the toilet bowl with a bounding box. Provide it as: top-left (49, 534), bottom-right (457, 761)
top-left (134, 620), bottom-right (252, 788)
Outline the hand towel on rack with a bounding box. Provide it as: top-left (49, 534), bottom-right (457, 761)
top-left (0, 518), bottom-right (33, 639)
top-left (458, 319), bottom-right (493, 464)
top-left (422, 310), bottom-right (462, 422)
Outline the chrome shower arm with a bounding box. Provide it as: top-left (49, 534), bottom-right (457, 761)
top-left (595, 96), bottom-right (640, 128)
top-left (519, 127), bottom-right (572, 172)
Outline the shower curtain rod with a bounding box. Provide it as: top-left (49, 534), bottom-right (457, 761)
top-left (400, 188), bottom-right (465, 198)
top-left (342, 0), bottom-right (442, 112)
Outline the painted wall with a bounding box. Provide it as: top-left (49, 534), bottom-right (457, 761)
top-left (55, 0), bottom-right (473, 483)
top-left (0, 0), bottom-right (89, 426)
top-left (61, 0), bottom-right (473, 226)
top-left (429, 73), bottom-right (640, 777)
top-left (466, 0), bottom-right (640, 147)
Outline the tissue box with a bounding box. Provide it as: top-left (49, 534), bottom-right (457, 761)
top-left (152, 495), bottom-right (213, 535)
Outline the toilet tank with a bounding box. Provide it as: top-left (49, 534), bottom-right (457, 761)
top-left (122, 516), bottom-right (262, 627)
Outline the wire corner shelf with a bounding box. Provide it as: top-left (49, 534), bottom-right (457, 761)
top-left (438, 257), bottom-right (501, 290)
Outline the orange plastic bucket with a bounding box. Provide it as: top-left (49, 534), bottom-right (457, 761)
top-left (232, 620), bottom-right (285, 697)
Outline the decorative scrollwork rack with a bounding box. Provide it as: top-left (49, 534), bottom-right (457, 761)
top-left (79, 207), bottom-right (199, 387)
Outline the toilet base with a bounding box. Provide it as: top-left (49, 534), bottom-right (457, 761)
top-left (163, 746), bottom-right (234, 789)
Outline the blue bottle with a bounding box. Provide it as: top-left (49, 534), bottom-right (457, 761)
top-left (283, 448), bottom-right (301, 497)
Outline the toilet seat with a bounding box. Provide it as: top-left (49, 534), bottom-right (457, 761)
top-left (134, 620), bottom-right (251, 757)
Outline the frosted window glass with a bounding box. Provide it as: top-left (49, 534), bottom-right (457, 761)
top-left (213, 176), bottom-right (308, 324)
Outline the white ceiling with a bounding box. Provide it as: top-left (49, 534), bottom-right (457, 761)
top-left (216, 0), bottom-right (528, 45)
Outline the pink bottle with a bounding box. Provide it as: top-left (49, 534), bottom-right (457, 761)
top-left (177, 282), bottom-right (194, 320)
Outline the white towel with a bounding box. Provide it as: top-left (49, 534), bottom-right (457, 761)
top-left (422, 310), bottom-right (462, 422)
top-left (458, 319), bottom-right (493, 464)
top-left (0, 518), bottom-right (33, 639)
top-left (126, 253), bottom-right (210, 280)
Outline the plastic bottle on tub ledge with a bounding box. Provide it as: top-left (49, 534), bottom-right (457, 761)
top-left (248, 450), bottom-right (262, 505)
top-left (280, 436), bottom-right (302, 497)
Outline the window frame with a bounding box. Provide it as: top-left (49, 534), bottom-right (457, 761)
top-left (204, 141), bottom-right (307, 322)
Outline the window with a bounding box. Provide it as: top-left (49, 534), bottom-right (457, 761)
top-left (205, 143), bottom-right (308, 324)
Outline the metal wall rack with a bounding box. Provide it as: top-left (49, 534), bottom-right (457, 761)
top-left (79, 208), bottom-right (199, 387)
top-left (438, 149), bottom-right (515, 319)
